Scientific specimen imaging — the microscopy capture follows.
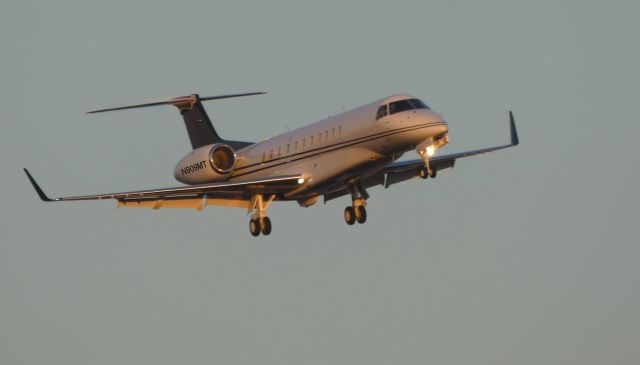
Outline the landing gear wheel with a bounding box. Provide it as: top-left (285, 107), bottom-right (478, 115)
top-left (249, 218), bottom-right (261, 237)
top-left (344, 206), bottom-right (356, 225)
top-left (260, 217), bottom-right (272, 235)
top-left (419, 168), bottom-right (429, 179)
top-left (429, 169), bottom-right (437, 178)
top-left (356, 205), bottom-right (367, 224)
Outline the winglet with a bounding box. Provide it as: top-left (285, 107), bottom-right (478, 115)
top-left (509, 111), bottom-right (519, 146)
top-left (23, 168), bottom-right (53, 202)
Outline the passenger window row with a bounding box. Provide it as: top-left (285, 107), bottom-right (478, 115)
top-left (261, 125), bottom-right (343, 162)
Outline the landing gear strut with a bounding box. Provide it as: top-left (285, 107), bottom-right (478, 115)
top-left (248, 194), bottom-right (275, 237)
top-left (344, 183), bottom-right (368, 225)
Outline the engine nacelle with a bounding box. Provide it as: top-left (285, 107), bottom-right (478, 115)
top-left (174, 143), bottom-right (236, 184)
top-left (297, 196), bottom-right (318, 207)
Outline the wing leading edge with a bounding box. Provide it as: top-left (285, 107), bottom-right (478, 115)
top-left (24, 169), bottom-right (302, 209)
top-left (381, 111), bottom-right (519, 187)
top-left (324, 112), bottom-right (519, 202)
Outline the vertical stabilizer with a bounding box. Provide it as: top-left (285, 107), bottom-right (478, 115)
top-left (169, 94), bottom-right (255, 150)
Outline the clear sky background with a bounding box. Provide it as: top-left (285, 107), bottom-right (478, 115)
top-left (1, 0), bottom-right (639, 364)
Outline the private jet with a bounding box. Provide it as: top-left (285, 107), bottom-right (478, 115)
top-left (24, 91), bottom-right (519, 236)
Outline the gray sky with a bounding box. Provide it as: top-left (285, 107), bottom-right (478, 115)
top-left (1, 0), bottom-right (639, 364)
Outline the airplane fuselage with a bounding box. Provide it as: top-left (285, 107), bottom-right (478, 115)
top-left (174, 94), bottom-right (449, 202)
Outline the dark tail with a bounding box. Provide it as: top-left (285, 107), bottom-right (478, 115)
top-left (172, 94), bottom-right (255, 150)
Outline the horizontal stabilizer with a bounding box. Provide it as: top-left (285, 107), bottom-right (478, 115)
top-left (87, 92), bottom-right (264, 150)
top-left (87, 91), bottom-right (266, 114)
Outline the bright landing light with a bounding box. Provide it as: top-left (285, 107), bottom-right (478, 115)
top-left (297, 178), bottom-right (305, 184)
top-left (426, 145), bottom-right (435, 157)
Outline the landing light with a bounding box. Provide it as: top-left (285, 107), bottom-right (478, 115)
top-left (297, 178), bottom-right (305, 184)
top-left (426, 145), bottom-right (435, 157)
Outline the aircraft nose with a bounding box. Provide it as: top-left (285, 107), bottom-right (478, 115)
top-left (435, 116), bottom-right (448, 135)
top-left (442, 120), bottom-right (449, 134)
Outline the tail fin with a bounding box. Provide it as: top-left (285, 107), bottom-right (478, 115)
top-left (87, 92), bottom-right (265, 150)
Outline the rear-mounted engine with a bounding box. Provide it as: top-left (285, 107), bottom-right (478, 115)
top-left (174, 143), bottom-right (237, 184)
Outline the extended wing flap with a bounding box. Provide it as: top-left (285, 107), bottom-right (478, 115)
top-left (118, 197), bottom-right (205, 210)
top-left (117, 196), bottom-right (251, 210)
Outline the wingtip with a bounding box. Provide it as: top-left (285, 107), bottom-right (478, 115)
top-left (23, 168), bottom-right (53, 202)
top-left (509, 111), bottom-right (519, 146)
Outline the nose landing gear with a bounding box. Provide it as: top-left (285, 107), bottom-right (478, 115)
top-left (418, 166), bottom-right (437, 179)
top-left (416, 134), bottom-right (447, 180)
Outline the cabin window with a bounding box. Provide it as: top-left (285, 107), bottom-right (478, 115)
top-left (310, 135), bottom-right (314, 145)
top-left (269, 149), bottom-right (273, 159)
top-left (318, 132), bottom-right (322, 142)
top-left (332, 128), bottom-right (335, 137)
top-left (262, 152), bottom-right (265, 162)
top-left (287, 144), bottom-right (290, 154)
top-left (294, 141), bottom-right (298, 151)
top-left (325, 130), bottom-right (329, 140)
top-left (277, 146), bottom-right (281, 157)
top-left (339, 125), bottom-right (342, 135)
top-left (302, 138), bottom-right (306, 148)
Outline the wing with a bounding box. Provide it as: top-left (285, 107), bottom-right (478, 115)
top-left (324, 112), bottom-right (519, 202)
top-left (24, 169), bottom-right (303, 210)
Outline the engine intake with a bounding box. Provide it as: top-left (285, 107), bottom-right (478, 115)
top-left (209, 144), bottom-right (236, 174)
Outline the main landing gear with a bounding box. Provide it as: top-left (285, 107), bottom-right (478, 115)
top-left (249, 216), bottom-right (271, 236)
top-left (344, 183), bottom-right (369, 225)
top-left (248, 194), bottom-right (275, 237)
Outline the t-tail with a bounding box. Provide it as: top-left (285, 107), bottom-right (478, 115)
top-left (87, 92), bottom-right (266, 150)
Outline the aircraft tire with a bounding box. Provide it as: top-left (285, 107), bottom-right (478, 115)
top-left (344, 206), bottom-right (356, 225)
top-left (356, 205), bottom-right (367, 224)
top-left (429, 169), bottom-right (437, 178)
top-left (261, 217), bottom-right (272, 235)
top-left (419, 168), bottom-right (429, 179)
top-left (249, 218), bottom-right (261, 236)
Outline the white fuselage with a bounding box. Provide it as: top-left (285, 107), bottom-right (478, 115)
top-left (174, 94), bottom-right (448, 200)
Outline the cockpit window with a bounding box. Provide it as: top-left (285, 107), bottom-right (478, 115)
top-left (376, 105), bottom-right (388, 120)
top-left (388, 98), bottom-right (430, 116)
top-left (408, 99), bottom-right (429, 109)
top-left (389, 99), bottom-right (414, 115)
